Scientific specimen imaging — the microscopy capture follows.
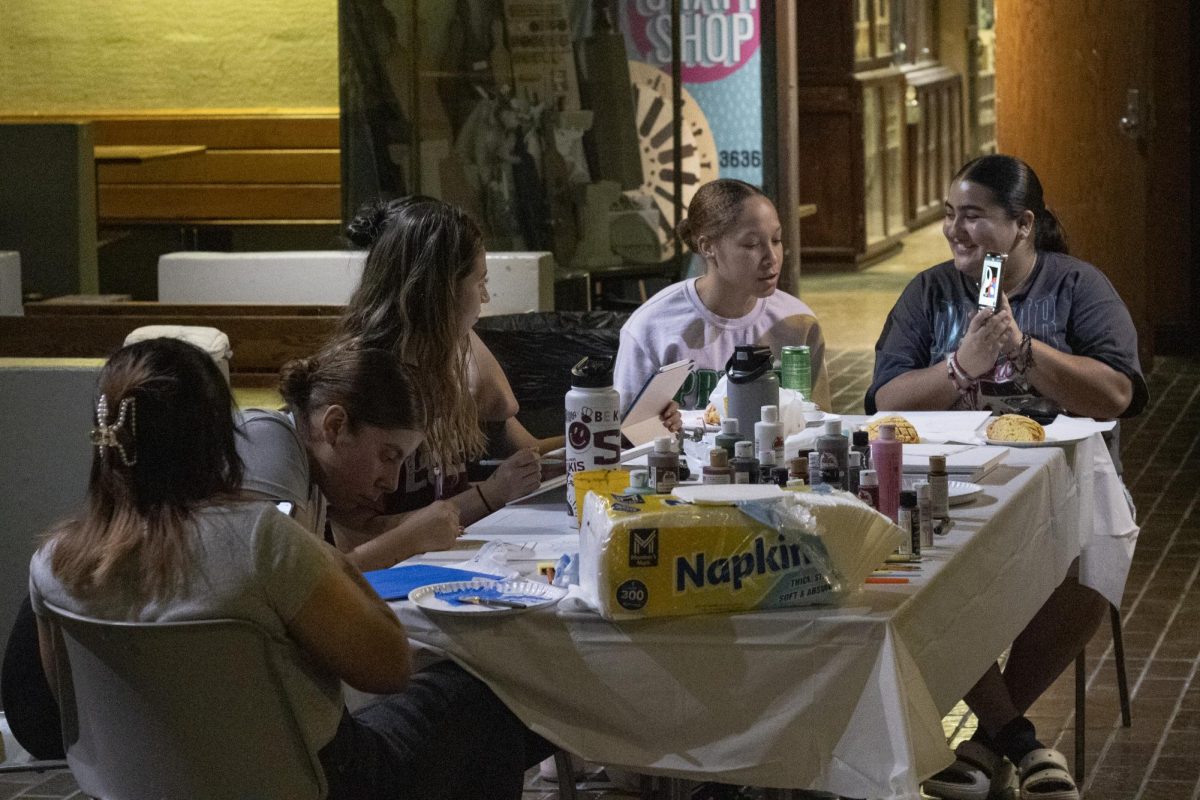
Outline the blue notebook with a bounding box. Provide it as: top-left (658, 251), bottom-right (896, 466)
top-left (364, 564), bottom-right (505, 601)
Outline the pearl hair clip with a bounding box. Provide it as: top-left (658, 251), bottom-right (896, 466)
top-left (90, 394), bottom-right (137, 467)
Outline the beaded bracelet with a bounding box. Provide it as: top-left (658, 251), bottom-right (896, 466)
top-left (946, 351), bottom-right (984, 410)
top-left (1008, 333), bottom-right (1036, 375)
top-left (946, 351), bottom-right (975, 394)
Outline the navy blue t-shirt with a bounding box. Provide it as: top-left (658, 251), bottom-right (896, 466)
top-left (866, 251), bottom-right (1148, 419)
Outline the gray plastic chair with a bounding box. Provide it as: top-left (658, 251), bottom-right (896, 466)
top-left (42, 602), bottom-right (326, 800)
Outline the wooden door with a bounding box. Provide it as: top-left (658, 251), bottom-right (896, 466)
top-left (995, 0), bottom-right (1151, 363)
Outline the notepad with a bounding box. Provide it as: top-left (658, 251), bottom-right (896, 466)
top-left (364, 564), bottom-right (504, 601)
top-left (901, 443), bottom-right (1009, 481)
top-left (621, 359), bottom-right (693, 447)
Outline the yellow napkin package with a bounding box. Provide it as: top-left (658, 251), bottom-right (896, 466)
top-left (579, 489), bottom-right (904, 620)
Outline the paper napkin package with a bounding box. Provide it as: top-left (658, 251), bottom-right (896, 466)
top-left (579, 489), bottom-right (903, 620)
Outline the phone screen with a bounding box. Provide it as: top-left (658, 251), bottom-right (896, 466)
top-left (977, 252), bottom-right (1006, 310)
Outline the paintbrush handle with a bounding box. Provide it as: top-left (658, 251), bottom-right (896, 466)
top-left (459, 595), bottom-right (528, 609)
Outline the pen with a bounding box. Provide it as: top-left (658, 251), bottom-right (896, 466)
top-left (865, 576), bottom-right (910, 585)
top-left (457, 595), bottom-right (529, 609)
top-left (874, 564), bottom-right (921, 572)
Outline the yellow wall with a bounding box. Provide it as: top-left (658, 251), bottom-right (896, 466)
top-left (0, 0), bottom-right (337, 112)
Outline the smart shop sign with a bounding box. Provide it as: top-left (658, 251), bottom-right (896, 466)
top-left (621, 0), bottom-right (763, 183)
top-left (626, 0), bottom-right (760, 82)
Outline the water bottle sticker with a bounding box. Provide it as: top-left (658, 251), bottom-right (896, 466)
top-left (567, 421), bottom-right (591, 450)
top-left (567, 405), bottom-right (621, 424)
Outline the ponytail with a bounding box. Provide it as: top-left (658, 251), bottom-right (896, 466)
top-left (1034, 207), bottom-right (1069, 254)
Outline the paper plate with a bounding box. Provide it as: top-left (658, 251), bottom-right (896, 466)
top-left (671, 484), bottom-right (787, 505)
top-left (947, 481), bottom-right (983, 506)
top-left (409, 579), bottom-right (565, 616)
top-left (984, 435), bottom-right (1079, 448)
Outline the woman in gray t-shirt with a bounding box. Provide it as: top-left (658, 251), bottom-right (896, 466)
top-left (29, 338), bottom-right (549, 799)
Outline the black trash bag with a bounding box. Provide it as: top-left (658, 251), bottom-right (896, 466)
top-left (474, 311), bottom-right (630, 440)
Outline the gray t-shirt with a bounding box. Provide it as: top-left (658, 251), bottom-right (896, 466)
top-left (29, 502), bottom-right (344, 754)
top-left (236, 408), bottom-right (327, 537)
top-left (867, 251), bottom-right (1148, 419)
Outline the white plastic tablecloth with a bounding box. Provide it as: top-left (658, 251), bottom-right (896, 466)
top-left (393, 434), bottom-right (1135, 799)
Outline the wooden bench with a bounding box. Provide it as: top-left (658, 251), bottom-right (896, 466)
top-left (1, 110), bottom-right (340, 226)
top-left (0, 301), bottom-right (340, 383)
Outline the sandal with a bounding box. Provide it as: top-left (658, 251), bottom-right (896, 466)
top-left (924, 740), bottom-right (1012, 800)
top-left (1017, 748), bottom-right (1078, 800)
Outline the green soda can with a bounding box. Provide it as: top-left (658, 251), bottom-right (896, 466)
top-left (781, 345), bottom-right (813, 400)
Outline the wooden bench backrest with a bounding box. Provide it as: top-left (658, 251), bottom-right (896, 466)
top-left (1, 110), bottom-right (340, 224)
top-left (2, 301), bottom-right (341, 376)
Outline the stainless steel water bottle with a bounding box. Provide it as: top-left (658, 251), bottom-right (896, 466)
top-left (566, 355), bottom-right (621, 522)
top-left (724, 346), bottom-right (779, 440)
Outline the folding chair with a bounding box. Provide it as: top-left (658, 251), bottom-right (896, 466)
top-left (42, 602), bottom-right (325, 800)
top-left (1074, 604), bottom-right (1132, 782)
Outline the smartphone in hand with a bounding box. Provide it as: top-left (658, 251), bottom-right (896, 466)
top-left (977, 251), bottom-right (1006, 310)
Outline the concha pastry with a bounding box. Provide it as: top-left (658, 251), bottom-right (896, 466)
top-left (986, 414), bottom-right (1046, 442)
top-left (866, 415), bottom-right (920, 443)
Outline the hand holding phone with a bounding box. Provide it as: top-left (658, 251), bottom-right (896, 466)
top-left (977, 252), bottom-right (1006, 310)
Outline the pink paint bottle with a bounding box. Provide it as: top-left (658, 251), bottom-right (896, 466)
top-left (870, 423), bottom-right (903, 522)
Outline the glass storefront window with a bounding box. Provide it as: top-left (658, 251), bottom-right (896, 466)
top-left (340, 0), bottom-right (770, 274)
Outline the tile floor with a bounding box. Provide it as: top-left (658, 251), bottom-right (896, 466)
top-left (3, 226), bottom-right (1196, 799)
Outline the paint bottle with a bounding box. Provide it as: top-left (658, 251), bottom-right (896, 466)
top-left (851, 430), bottom-right (871, 471)
top-left (857, 469), bottom-right (880, 511)
top-left (566, 355), bottom-right (621, 521)
top-left (714, 418), bottom-right (741, 459)
top-left (808, 450), bottom-right (823, 487)
top-left (674, 433), bottom-right (691, 482)
top-left (758, 449), bottom-right (778, 484)
top-left (730, 441), bottom-right (759, 484)
top-left (788, 457), bottom-right (807, 484)
top-left (848, 451), bottom-right (863, 495)
top-left (754, 404), bottom-right (785, 465)
top-left (702, 447), bottom-right (732, 484)
top-left (624, 470), bottom-right (654, 498)
top-left (816, 419), bottom-right (850, 490)
top-left (772, 466), bottom-right (790, 487)
top-left (870, 424), bottom-right (903, 522)
top-left (927, 454), bottom-right (950, 521)
top-left (916, 482), bottom-right (934, 549)
top-left (647, 436), bottom-right (678, 494)
top-left (897, 489), bottom-right (919, 560)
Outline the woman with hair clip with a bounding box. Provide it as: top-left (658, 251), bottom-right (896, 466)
top-left (337, 196), bottom-right (544, 527)
top-left (867, 155), bottom-right (1148, 800)
top-left (614, 178), bottom-right (832, 419)
top-left (28, 337), bottom-right (551, 798)
top-left (237, 342), bottom-right (463, 571)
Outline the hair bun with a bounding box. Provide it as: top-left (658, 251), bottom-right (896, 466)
top-left (676, 218), bottom-right (694, 251)
top-left (278, 356), bottom-right (316, 408)
top-left (345, 200), bottom-right (391, 248)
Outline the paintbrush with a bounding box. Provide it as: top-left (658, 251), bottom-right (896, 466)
top-left (457, 595), bottom-right (528, 610)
